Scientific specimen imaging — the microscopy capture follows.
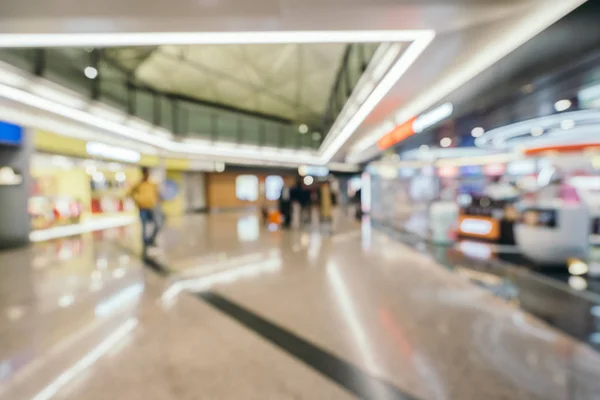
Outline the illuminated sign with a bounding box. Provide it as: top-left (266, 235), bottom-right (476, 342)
top-left (86, 142), bottom-right (141, 163)
top-left (0, 121), bottom-right (23, 146)
top-left (377, 103), bottom-right (453, 150)
top-left (460, 218), bottom-right (492, 235)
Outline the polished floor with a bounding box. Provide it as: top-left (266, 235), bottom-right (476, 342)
top-left (1, 211), bottom-right (600, 399)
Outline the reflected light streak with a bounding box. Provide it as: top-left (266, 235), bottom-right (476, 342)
top-left (327, 263), bottom-right (380, 375)
top-left (361, 216), bottom-right (372, 251)
top-left (237, 215), bottom-right (260, 242)
top-left (307, 234), bottom-right (322, 262)
top-left (95, 283), bottom-right (144, 317)
top-left (178, 251), bottom-right (274, 279)
top-left (32, 318), bottom-right (138, 400)
top-left (162, 258), bottom-right (281, 304)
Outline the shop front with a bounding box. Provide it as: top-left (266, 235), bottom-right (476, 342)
top-left (28, 130), bottom-right (160, 241)
top-left (0, 120), bottom-right (30, 249)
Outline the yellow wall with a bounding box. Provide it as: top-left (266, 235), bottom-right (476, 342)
top-left (161, 170), bottom-right (185, 217)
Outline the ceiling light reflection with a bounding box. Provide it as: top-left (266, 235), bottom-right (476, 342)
top-left (568, 276), bottom-right (587, 291)
top-left (95, 284), bottom-right (144, 317)
top-left (32, 319), bottom-right (137, 400)
top-left (327, 263), bottom-right (381, 375)
top-left (162, 258), bottom-right (281, 304)
top-left (58, 295), bottom-right (74, 308)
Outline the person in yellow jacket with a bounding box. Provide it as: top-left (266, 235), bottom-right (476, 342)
top-left (129, 167), bottom-right (161, 247)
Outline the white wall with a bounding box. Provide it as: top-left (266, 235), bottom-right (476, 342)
top-left (184, 172), bottom-right (206, 212)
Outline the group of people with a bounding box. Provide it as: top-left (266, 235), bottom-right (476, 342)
top-left (278, 179), bottom-right (335, 229)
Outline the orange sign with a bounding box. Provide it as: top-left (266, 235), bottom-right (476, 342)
top-left (457, 215), bottom-right (500, 240)
top-left (377, 117), bottom-right (417, 150)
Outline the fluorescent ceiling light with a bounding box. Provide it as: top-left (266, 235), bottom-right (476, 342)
top-left (369, 44), bottom-right (403, 82)
top-left (475, 110), bottom-right (600, 149)
top-left (0, 64), bottom-right (28, 87)
top-left (350, 1), bottom-right (584, 163)
top-left (30, 83), bottom-right (87, 109)
top-left (412, 102), bottom-right (453, 133)
top-left (0, 30), bottom-right (433, 48)
top-left (86, 141), bottom-right (141, 163)
top-left (88, 103), bottom-right (125, 123)
top-left (0, 31), bottom-right (431, 169)
top-left (321, 31), bottom-right (435, 162)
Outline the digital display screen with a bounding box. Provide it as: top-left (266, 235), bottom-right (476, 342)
top-left (592, 217), bottom-right (600, 235)
top-left (521, 208), bottom-right (557, 228)
top-left (0, 121), bottom-right (23, 146)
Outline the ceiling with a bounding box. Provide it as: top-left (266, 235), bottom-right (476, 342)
top-left (0, 0), bottom-right (587, 167)
top-left (105, 44), bottom-right (348, 125)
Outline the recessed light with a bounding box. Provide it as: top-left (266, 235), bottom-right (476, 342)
top-left (561, 119), bottom-right (575, 130)
top-left (471, 127), bottom-right (485, 137)
top-left (303, 176), bottom-right (314, 185)
top-left (554, 99), bottom-right (572, 112)
top-left (298, 124), bottom-right (308, 134)
top-left (84, 66), bottom-right (98, 79)
top-left (440, 137), bottom-right (452, 148)
top-left (312, 132), bottom-right (321, 141)
top-left (214, 162), bottom-right (225, 173)
top-left (531, 127), bottom-right (544, 136)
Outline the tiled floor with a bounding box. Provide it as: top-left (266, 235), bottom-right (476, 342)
top-left (1, 212), bottom-right (600, 399)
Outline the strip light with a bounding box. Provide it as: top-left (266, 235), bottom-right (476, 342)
top-left (321, 31), bottom-right (435, 162)
top-left (0, 30), bottom-right (435, 167)
top-left (32, 319), bottom-right (138, 400)
top-left (86, 141), bottom-right (141, 163)
top-left (0, 30), bottom-right (433, 48)
top-left (347, 1), bottom-right (585, 163)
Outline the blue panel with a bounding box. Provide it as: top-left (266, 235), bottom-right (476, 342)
top-left (459, 165), bottom-right (482, 176)
top-left (0, 121), bottom-right (23, 146)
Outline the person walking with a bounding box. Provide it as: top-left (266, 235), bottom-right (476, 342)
top-left (279, 184), bottom-right (292, 229)
top-left (129, 167), bottom-right (161, 248)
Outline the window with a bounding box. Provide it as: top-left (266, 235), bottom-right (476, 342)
top-left (236, 175), bottom-right (259, 201)
top-left (265, 175), bottom-right (284, 201)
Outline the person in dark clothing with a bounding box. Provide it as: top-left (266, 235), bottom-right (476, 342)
top-left (279, 185), bottom-right (292, 228)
